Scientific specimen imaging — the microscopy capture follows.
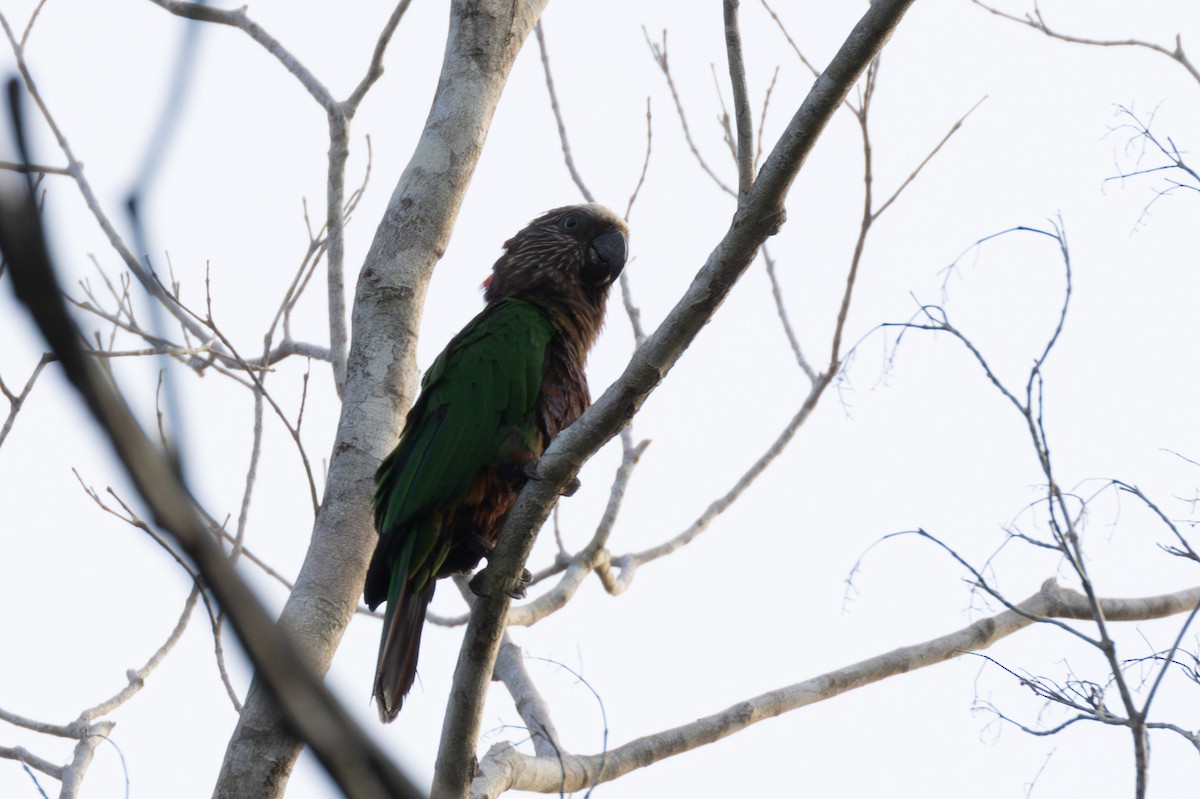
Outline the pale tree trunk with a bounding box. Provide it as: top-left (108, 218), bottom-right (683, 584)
top-left (211, 2), bottom-right (549, 797)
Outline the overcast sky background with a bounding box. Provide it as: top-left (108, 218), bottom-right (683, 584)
top-left (2, 1), bottom-right (1200, 797)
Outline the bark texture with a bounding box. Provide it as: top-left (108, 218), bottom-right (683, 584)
top-left (211, 2), bottom-right (549, 797)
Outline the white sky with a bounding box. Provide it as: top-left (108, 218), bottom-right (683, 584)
top-left (2, 1), bottom-right (1200, 797)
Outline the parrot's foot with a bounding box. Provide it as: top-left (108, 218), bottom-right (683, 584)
top-left (506, 568), bottom-right (532, 600)
top-left (468, 566), bottom-right (532, 599)
top-left (522, 460), bottom-right (582, 496)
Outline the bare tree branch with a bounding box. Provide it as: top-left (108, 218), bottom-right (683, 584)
top-left (534, 22), bottom-right (596, 204)
top-left (762, 244), bottom-right (817, 380)
top-left (971, 1), bottom-right (1200, 86)
top-left (0, 14), bottom-right (213, 343)
top-left (57, 721), bottom-right (114, 799)
top-left (1104, 105), bottom-right (1200, 228)
top-left (897, 218), bottom-right (1187, 798)
top-left (624, 98), bottom-right (654, 223)
top-left (759, 0), bottom-right (822, 79)
top-left (0, 352), bottom-right (49, 446)
top-left (472, 579), bottom-right (1200, 796)
top-left (77, 587), bottom-right (202, 721)
top-left (146, 1), bottom-right (333, 102)
top-left (0, 745), bottom-right (61, 780)
top-left (433, 4), bottom-right (919, 798)
top-left (605, 380), bottom-right (826, 593)
top-left (643, 27), bottom-right (738, 198)
top-left (755, 66), bottom-right (780, 170)
top-left (872, 96), bottom-right (986, 220)
top-left (147, 0), bottom-right (413, 394)
top-left (0, 131), bottom-right (423, 799)
top-left (0, 159), bottom-right (68, 175)
top-left (494, 635), bottom-right (564, 760)
top-left (723, 0), bottom-right (755, 197)
top-left (212, 3), bottom-right (551, 796)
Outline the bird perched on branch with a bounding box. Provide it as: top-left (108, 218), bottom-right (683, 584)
top-left (364, 203), bottom-right (629, 722)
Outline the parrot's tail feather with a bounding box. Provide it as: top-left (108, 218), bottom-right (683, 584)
top-left (373, 579), bottom-right (436, 722)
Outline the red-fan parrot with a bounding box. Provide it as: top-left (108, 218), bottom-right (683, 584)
top-left (364, 203), bottom-right (629, 722)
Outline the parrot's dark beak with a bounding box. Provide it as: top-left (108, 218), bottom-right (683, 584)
top-left (587, 228), bottom-right (628, 284)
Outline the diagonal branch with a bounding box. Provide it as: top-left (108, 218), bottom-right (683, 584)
top-left (472, 579), bottom-right (1200, 796)
top-left (0, 129), bottom-right (423, 799)
top-left (604, 378), bottom-right (828, 593)
top-left (758, 0), bottom-right (822, 79)
top-left (432, 3), bottom-right (919, 798)
top-left (871, 96), bottom-right (985, 220)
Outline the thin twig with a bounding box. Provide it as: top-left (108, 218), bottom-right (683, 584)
top-left (723, 0), bottom-right (755, 197)
top-left (762, 244), bottom-right (816, 380)
top-left (147, 1), bottom-right (337, 108)
top-left (535, 21), bottom-right (596, 203)
top-left (19, 0), bottom-right (49, 48)
top-left (624, 98), bottom-right (654, 222)
top-left (758, 0), bottom-right (822, 78)
top-left (971, 1), bottom-right (1200, 86)
top-left (0, 14), bottom-right (212, 343)
top-left (607, 379), bottom-right (829, 593)
top-left (643, 26), bottom-right (737, 198)
top-left (872, 96), bottom-right (986, 219)
top-left (76, 587), bottom-right (202, 721)
top-left (755, 66), bottom-right (780, 170)
top-left (0, 352), bottom-right (50, 446)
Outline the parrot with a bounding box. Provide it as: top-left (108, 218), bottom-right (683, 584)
top-left (364, 203), bottom-right (629, 722)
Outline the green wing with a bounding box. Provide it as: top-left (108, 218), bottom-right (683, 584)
top-left (366, 298), bottom-right (554, 607)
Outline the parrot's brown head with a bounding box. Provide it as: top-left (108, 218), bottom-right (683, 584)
top-left (484, 204), bottom-right (629, 338)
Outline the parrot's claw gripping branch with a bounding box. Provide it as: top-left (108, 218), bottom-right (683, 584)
top-left (468, 566), bottom-right (532, 600)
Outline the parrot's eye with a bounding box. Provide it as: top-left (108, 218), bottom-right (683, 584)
top-left (560, 214), bottom-right (580, 232)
